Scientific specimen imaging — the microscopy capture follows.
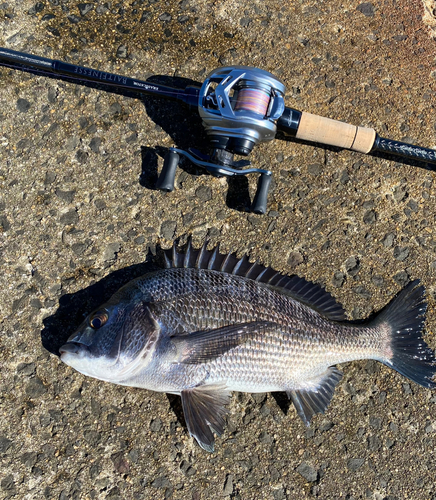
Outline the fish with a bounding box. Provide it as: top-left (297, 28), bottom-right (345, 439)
top-left (60, 240), bottom-right (436, 452)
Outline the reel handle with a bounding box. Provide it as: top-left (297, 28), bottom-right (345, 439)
top-left (251, 173), bottom-right (272, 215)
top-left (156, 151), bottom-right (179, 192)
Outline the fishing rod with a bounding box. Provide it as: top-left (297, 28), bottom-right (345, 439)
top-left (1, 47), bottom-right (435, 214)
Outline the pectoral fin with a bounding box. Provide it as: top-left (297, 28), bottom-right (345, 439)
top-left (287, 367), bottom-right (343, 426)
top-left (172, 321), bottom-right (276, 364)
top-left (181, 384), bottom-right (231, 452)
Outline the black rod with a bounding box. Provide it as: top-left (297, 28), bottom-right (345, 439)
top-left (0, 47), bottom-right (199, 107)
top-left (372, 135), bottom-right (436, 164)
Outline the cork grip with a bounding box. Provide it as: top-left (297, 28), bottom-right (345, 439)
top-left (295, 112), bottom-right (376, 154)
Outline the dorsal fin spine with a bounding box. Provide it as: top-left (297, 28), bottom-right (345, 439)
top-left (164, 252), bottom-right (171, 269)
top-left (196, 241), bottom-right (207, 269)
top-left (208, 246), bottom-right (219, 270)
top-left (172, 245), bottom-right (178, 268)
top-left (231, 256), bottom-right (246, 275)
top-left (267, 272), bottom-right (282, 285)
top-left (246, 262), bottom-right (259, 279)
top-left (220, 253), bottom-right (232, 273)
top-left (184, 241), bottom-right (192, 268)
top-left (255, 268), bottom-right (269, 281)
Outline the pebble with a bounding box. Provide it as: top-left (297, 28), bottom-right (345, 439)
top-left (103, 242), bottom-right (121, 262)
top-left (195, 185), bottom-right (212, 202)
top-left (116, 45), bottom-right (128, 58)
top-left (425, 422), bottom-right (436, 433)
top-left (84, 430), bottom-right (101, 446)
top-left (371, 275), bottom-right (384, 287)
top-left (353, 285), bottom-right (371, 299)
top-left (240, 17), bottom-right (252, 27)
top-left (161, 220), bottom-right (177, 240)
top-left (259, 431), bottom-right (273, 444)
top-left (319, 420), bottom-right (334, 433)
top-left (71, 242), bottom-right (86, 255)
top-left (28, 2), bottom-right (44, 14)
top-left (0, 214), bottom-right (11, 232)
top-left (393, 246), bottom-right (409, 261)
top-left (55, 189), bottom-right (76, 204)
top-left (0, 436), bottom-right (12, 453)
top-left (369, 416), bottom-right (382, 430)
top-left (356, 3), bottom-right (375, 17)
top-left (347, 458), bottom-right (365, 471)
top-left (16, 98), bottom-right (31, 112)
top-left (66, 136), bottom-right (79, 151)
top-left (78, 3), bottom-right (94, 16)
top-left (365, 360), bottom-right (380, 375)
top-left (25, 377), bottom-right (47, 398)
top-left (332, 271), bottom-right (345, 287)
top-left (94, 199), bottom-right (106, 210)
top-left (345, 256), bottom-right (360, 276)
top-left (151, 476), bottom-right (171, 488)
top-left (150, 418), bottom-right (162, 432)
top-left (393, 271), bottom-right (409, 287)
top-left (288, 250), bottom-right (304, 267)
top-left (273, 488), bottom-right (286, 500)
top-left (76, 150), bottom-right (88, 164)
top-left (21, 451), bottom-right (38, 468)
top-left (393, 185), bottom-right (407, 202)
top-left (367, 435), bottom-right (382, 451)
top-left (1, 475), bottom-right (15, 493)
top-left (296, 462), bottom-right (318, 482)
top-left (109, 102), bottom-right (122, 115)
top-left (111, 452), bottom-right (130, 474)
top-left (363, 210), bottom-right (376, 224)
top-left (17, 138), bottom-right (31, 150)
top-left (307, 163), bottom-right (322, 176)
top-left (60, 209), bottom-right (79, 225)
top-left (340, 170), bottom-right (350, 184)
top-left (297, 35), bottom-right (309, 46)
top-left (16, 362), bottom-right (36, 376)
top-left (90, 137), bottom-right (101, 153)
top-left (222, 474), bottom-right (233, 496)
top-left (67, 14), bottom-right (81, 23)
top-left (402, 383), bottom-right (412, 395)
top-left (158, 12), bottom-right (172, 22)
top-left (44, 171), bottom-right (57, 185)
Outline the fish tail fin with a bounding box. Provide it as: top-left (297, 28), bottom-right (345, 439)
top-left (375, 280), bottom-right (436, 389)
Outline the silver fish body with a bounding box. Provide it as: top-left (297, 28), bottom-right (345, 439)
top-left (60, 241), bottom-right (436, 451)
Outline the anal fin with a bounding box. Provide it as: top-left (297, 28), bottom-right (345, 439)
top-left (287, 367), bottom-right (343, 426)
top-left (181, 384), bottom-right (231, 452)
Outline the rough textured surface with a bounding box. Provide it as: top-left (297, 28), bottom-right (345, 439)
top-left (1, 1), bottom-right (436, 499)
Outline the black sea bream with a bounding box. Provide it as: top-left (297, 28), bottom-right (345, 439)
top-left (60, 241), bottom-right (436, 451)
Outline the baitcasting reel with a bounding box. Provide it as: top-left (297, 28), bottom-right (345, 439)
top-left (1, 47), bottom-right (436, 214)
top-left (156, 67), bottom-right (287, 213)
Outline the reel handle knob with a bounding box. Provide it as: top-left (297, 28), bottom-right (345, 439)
top-left (156, 151), bottom-right (179, 192)
top-left (251, 173), bottom-right (271, 214)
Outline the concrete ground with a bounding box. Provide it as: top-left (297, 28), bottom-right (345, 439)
top-left (1, 0), bottom-right (436, 499)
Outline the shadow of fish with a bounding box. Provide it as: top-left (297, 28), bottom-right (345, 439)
top-left (60, 240), bottom-right (436, 451)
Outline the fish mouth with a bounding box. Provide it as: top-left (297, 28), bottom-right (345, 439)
top-left (59, 342), bottom-right (90, 356)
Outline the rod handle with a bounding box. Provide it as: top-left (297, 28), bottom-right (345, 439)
top-left (156, 151), bottom-right (179, 192)
top-left (251, 173), bottom-right (272, 214)
top-left (295, 112), bottom-right (376, 153)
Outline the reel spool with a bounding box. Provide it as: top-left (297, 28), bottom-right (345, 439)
top-left (199, 66), bottom-right (286, 155)
top-left (156, 67), bottom-right (286, 214)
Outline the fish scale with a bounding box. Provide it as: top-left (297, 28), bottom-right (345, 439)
top-left (60, 240), bottom-right (436, 452)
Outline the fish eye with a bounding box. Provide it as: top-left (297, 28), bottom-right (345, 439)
top-left (89, 311), bottom-right (109, 329)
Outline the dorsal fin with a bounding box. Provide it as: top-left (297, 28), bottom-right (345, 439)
top-left (165, 239), bottom-right (346, 321)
